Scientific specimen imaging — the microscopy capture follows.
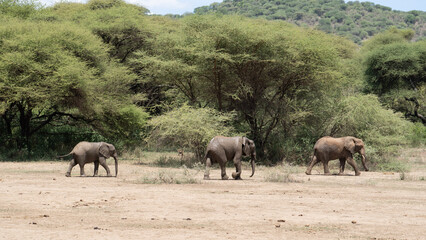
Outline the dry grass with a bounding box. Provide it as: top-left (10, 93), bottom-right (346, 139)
top-left (261, 163), bottom-right (303, 183)
top-left (135, 166), bottom-right (201, 184)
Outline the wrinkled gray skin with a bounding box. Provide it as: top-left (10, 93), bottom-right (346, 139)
top-left (60, 142), bottom-right (118, 177)
top-left (204, 136), bottom-right (256, 180)
top-left (305, 136), bottom-right (369, 176)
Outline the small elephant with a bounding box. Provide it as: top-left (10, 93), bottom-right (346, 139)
top-left (305, 136), bottom-right (369, 176)
top-left (204, 136), bottom-right (256, 180)
top-left (59, 141), bottom-right (118, 177)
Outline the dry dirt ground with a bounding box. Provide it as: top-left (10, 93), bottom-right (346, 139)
top-left (0, 149), bottom-right (425, 240)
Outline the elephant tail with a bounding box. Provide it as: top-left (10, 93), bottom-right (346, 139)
top-left (57, 152), bottom-right (73, 159)
top-left (203, 150), bottom-right (210, 164)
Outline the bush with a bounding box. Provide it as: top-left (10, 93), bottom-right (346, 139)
top-left (325, 94), bottom-right (412, 170)
top-left (146, 104), bottom-right (236, 160)
top-left (409, 122), bottom-right (426, 146)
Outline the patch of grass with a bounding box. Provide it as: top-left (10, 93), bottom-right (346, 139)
top-left (263, 164), bottom-right (302, 183)
top-left (136, 167), bottom-right (201, 184)
top-left (151, 155), bottom-right (200, 169)
top-left (399, 172), bottom-right (425, 181)
top-left (375, 158), bottom-right (410, 173)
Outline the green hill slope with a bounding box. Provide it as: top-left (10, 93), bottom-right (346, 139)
top-left (195, 0), bottom-right (426, 43)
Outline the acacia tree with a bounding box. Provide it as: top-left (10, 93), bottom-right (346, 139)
top-left (362, 28), bottom-right (426, 124)
top-left (0, 19), bottom-right (143, 153)
top-left (135, 15), bottom-right (355, 160)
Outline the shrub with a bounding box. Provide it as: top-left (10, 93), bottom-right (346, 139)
top-left (146, 104), bottom-right (236, 160)
top-left (325, 94), bottom-right (412, 170)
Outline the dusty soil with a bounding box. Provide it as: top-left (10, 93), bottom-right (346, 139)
top-left (0, 150), bottom-right (425, 240)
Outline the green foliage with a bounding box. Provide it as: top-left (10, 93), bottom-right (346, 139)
top-left (325, 94), bottom-right (412, 170)
top-left (362, 28), bottom-right (426, 125)
top-left (0, 16), bottom-right (143, 158)
top-left (147, 104), bottom-right (236, 160)
top-left (195, 0), bottom-right (426, 44)
top-left (136, 14), bottom-right (357, 162)
top-left (0, 0), bottom-right (41, 19)
top-left (0, 0), bottom-right (421, 172)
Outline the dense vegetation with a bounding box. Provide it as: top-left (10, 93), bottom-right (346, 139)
top-left (195, 0), bottom-right (426, 44)
top-left (0, 0), bottom-right (424, 172)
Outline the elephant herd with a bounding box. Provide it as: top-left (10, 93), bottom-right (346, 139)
top-left (61, 136), bottom-right (369, 178)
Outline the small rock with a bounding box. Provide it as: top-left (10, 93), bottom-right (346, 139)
top-left (30, 222), bottom-right (37, 225)
top-left (42, 215), bottom-right (49, 218)
top-left (351, 220), bottom-right (357, 224)
top-left (52, 178), bottom-right (56, 181)
top-left (277, 219), bottom-right (286, 222)
top-left (80, 199), bottom-right (83, 202)
top-left (121, 217), bottom-right (127, 220)
top-left (298, 214), bottom-right (303, 216)
top-left (183, 218), bottom-right (192, 220)
top-left (94, 227), bottom-right (101, 230)
top-left (275, 224), bottom-right (280, 228)
top-left (305, 224), bottom-right (310, 227)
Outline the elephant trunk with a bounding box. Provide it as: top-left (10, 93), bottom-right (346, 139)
top-left (361, 154), bottom-right (369, 171)
top-left (360, 148), bottom-right (368, 171)
top-left (249, 154), bottom-right (255, 177)
top-left (114, 156), bottom-right (118, 177)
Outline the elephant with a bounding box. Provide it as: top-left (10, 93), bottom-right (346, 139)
top-left (59, 141), bottom-right (118, 177)
top-left (204, 136), bottom-right (256, 180)
top-left (305, 136), bottom-right (369, 176)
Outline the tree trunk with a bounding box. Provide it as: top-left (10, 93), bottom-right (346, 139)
top-left (17, 103), bottom-right (32, 153)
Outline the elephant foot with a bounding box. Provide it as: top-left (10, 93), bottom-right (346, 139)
top-left (365, 169), bottom-right (369, 172)
top-left (80, 174), bottom-right (86, 177)
top-left (324, 172), bottom-right (331, 175)
top-left (203, 175), bottom-right (210, 180)
top-left (107, 174), bottom-right (112, 177)
top-left (232, 172), bottom-right (242, 180)
top-left (65, 173), bottom-right (71, 177)
top-left (221, 175), bottom-right (229, 180)
top-left (338, 172), bottom-right (345, 175)
top-left (355, 172), bottom-right (361, 176)
top-left (305, 171), bottom-right (311, 175)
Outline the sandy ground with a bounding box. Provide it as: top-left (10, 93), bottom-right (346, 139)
top-left (0, 150), bottom-right (425, 240)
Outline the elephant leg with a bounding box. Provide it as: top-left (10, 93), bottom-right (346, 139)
top-left (339, 158), bottom-right (346, 175)
top-left (203, 157), bottom-right (212, 180)
top-left (79, 163), bottom-right (86, 177)
top-left (323, 161), bottom-right (331, 175)
top-left (99, 157), bottom-right (112, 177)
top-left (93, 160), bottom-right (99, 177)
top-left (219, 162), bottom-right (228, 180)
top-left (305, 155), bottom-right (320, 175)
top-left (65, 159), bottom-right (77, 177)
top-left (346, 157), bottom-right (361, 176)
top-left (232, 161), bottom-right (242, 180)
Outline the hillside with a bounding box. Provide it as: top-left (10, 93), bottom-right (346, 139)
top-left (195, 0), bottom-right (426, 43)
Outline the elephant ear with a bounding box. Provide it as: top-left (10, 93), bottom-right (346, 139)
top-left (99, 143), bottom-right (111, 158)
top-left (354, 138), bottom-right (364, 149)
top-left (344, 138), bottom-right (356, 155)
top-left (242, 137), bottom-right (251, 156)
